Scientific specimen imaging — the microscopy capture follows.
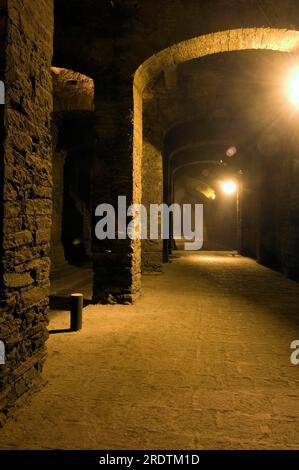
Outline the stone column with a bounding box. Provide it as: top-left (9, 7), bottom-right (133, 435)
top-left (141, 140), bottom-right (163, 273)
top-left (0, 0), bottom-right (53, 421)
top-left (91, 79), bottom-right (142, 304)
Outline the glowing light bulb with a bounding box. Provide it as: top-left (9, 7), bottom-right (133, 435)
top-left (287, 67), bottom-right (299, 106)
top-left (220, 180), bottom-right (237, 195)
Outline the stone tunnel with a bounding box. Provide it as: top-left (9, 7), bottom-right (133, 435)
top-left (1, 0), bottom-right (299, 452)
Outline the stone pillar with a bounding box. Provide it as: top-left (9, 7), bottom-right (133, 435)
top-left (141, 140), bottom-right (163, 273)
top-left (0, 0), bottom-right (53, 421)
top-left (91, 80), bottom-right (141, 304)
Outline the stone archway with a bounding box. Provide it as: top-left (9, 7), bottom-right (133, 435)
top-left (133, 27), bottom-right (299, 283)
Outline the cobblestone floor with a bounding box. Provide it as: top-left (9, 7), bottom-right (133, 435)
top-left (1, 252), bottom-right (299, 449)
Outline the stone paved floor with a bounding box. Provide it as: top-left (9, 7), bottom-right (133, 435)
top-left (1, 251), bottom-right (299, 449)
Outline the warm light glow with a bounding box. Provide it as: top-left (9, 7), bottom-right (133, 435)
top-left (287, 67), bottom-right (299, 106)
top-left (226, 146), bottom-right (237, 158)
top-left (220, 180), bottom-right (238, 195)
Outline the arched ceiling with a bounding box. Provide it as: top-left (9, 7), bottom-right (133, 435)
top-left (135, 28), bottom-right (299, 91)
top-left (143, 47), bottom-right (299, 177)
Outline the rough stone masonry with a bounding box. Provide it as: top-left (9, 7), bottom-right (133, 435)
top-left (0, 0), bottom-right (53, 424)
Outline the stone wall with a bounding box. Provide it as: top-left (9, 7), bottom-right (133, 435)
top-left (0, 0), bottom-right (53, 423)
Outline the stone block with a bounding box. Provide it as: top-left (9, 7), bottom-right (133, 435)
top-left (3, 273), bottom-right (34, 289)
